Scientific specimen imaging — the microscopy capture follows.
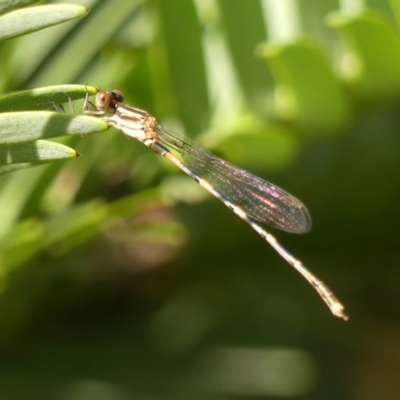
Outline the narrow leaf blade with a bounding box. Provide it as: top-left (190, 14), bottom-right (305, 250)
top-left (0, 111), bottom-right (109, 144)
top-left (0, 4), bottom-right (89, 43)
top-left (0, 140), bottom-right (79, 165)
top-left (0, 84), bottom-right (98, 112)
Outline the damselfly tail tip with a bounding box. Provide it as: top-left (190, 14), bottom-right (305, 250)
top-left (332, 303), bottom-right (349, 321)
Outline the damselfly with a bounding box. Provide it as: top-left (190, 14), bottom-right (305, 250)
top-left (83, 88), bottom-right (348, 321)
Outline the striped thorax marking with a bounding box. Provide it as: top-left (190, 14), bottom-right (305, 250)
top-left (83, 88), bottom-right (348, 321)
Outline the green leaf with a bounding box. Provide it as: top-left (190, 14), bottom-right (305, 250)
top-left (0, 0), bottom-right (37, 16)
top-left (0, 140), bottom-right (79, 165)
top-left (26, 0), bottom-right (142, 88)
top-left (42, 199), bottom-right (108, 253)
top-left (0, 187), bottom-right (167, 271)
top-left (218, 0), bottom-right (274, 110)
top-left (0, 165), bottom-right (50, 236)
top-left (389, 0), bottom-right (400, 26)
top-left (0, 4), bottom-right (89, 43)
top-left (0, 111), bottom-right (109, 144)
top-left (327, 10), bottom-right (400, 99)
top-left (0, 219), bottom-right (44, 270)
top-left (0, 84), bottom-right (98, 112)
top-left (154, 0), bottom-right (209, 133)
top-left (259, 39), bottom-right (350, 133)
top-left (218, 124), bottom-right (300, 172)
top-left (0, 161), bottom-right (66, 175)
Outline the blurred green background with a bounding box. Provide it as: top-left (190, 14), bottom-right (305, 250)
top-left (1, 0), bottom-right (400, 399)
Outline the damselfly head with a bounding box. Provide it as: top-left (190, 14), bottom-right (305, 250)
top-left (95, 89), bottom-right (124, 113)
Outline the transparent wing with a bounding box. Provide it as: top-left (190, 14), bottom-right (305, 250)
top-left (157, 125), bottom-right (311, 234)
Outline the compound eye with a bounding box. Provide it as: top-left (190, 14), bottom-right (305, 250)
top-left (111, 90), bottom-right (124, 103)
top-left (95, 91), bottom-right (111, 110)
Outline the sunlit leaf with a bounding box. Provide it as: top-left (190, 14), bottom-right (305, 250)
top-left (0, 0), bottom-right (37, 16)
top-left (259, 39), bottom-right (350, 132)
top-left (0, 4), bottom-right (88, 43)
top-left (0, 140), bottom-right (79, 166)
top-left (0, 84), bottom-right (98, 112)
top-left (0, 111), bottom-right (108, 144)
top-left (327, 10), bottom-right (400, 99)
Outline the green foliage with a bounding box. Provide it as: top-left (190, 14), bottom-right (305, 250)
top-left (0, 0), bottom-right (37, 16)
top-left (0, 140), bottom-right (79, 169)
top-left (0, 3), bottom-right (88, 42)
top-left (327, 9), bottom-right (400, 98)
top-left (259, 39), bottom-right (350, 132)
top-left (1, 0), bottom-right (400, 399)
top-left (0, 84), bottom-right (97, 111)
top-left (0, 111), bottom-right (107, 144)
